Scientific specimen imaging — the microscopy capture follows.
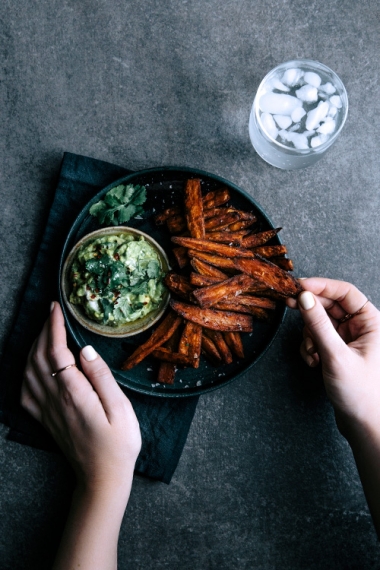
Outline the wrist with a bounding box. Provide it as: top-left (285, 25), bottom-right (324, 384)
top-left (75, 469), bottom-right (134, 511)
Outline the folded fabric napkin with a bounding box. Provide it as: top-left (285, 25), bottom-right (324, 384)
top-left (0, 152), bottom-right (199, 484)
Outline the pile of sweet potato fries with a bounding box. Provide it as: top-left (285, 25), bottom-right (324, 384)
top-left (121, 179), bottom-right (302, 384)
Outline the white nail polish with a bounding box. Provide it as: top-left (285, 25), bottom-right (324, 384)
top-left (82, 345), bottom-right (97, 362)
top-left (299, 291), bottom-right (315, 311)
top-left (50, 301), bottom-right (55, 313)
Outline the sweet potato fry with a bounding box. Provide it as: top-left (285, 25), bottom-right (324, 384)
top-left (121, 312), bottom-right (183, 370)
top-left (193, 274), bottom-right (258, 308)
top-left (172, 246), bottom-right (189, 269)
top-left (190, 272), bottom-right (221, 287)
top-left (205, 230), bottom-right (250, 245)
top-left (241, 228), bottom-right (282, 248)
top-left (151, 347), bottom-right (194, 366)
top-left (155, 206), bottom-right (181, 225)
top-left (271, 256), bottom-right (294, 271)
top-left (251, 245), bottom-right (287, 258)
top-left (201, 334), bottom-right (222, 365)
top-left (203, 329), bottom-right (233, 364)
top-left (229, 294), bottom-right (276, 310)
top-left (190, 258), bottom-right (228, 279)
top-left (166, 214), bottom-right (187, 234)
top-left (213, 301), bottom-right (269, 319)
top-left (171, 237), bottom-right (257, 259)
top-left (170, 300), bottom-right (253, 332)
top-left (184, 178), bottom-right (205, 238)
top-left (205, 212), bottom-right (240, 231)
top-left (203, 188), bottom-right (230, 209)
top-left (164, 272), bottom-right (194, 300)
top-left (223, 332), bottom-right (244, 359)
top-left (188, 250), bottom-right (237, 271)
top-left (233, 256), bottom-right (303, 298)
top-left (157, 327), bottom-right (181, 384)
top-left (178, 321), bottom-right (202, 368)
top-left (228, 218), bottom-right (257, 231)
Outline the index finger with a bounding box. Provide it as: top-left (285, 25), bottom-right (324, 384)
top-left (297, 278), bottom-right (368, 315)
top-left (48, 302), bottom-right (82, 384)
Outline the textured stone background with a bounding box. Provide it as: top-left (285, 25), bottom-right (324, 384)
top-left (1, 1), bottom-right (380, 568)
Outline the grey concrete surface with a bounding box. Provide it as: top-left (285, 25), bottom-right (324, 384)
top-left (1, 0), bottom-right (380, 568)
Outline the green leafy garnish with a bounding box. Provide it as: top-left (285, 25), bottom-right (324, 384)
top-left (89, 184), bottom-right (147, 226)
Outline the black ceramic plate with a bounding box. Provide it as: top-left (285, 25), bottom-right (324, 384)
top-left (59, 167), bottom-right (286, 397)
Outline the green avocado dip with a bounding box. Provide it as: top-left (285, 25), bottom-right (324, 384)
top-left (69, 234), bottom-right (167, 326)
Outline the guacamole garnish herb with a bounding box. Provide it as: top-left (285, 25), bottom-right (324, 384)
top-left (69, 234), bottom-right (166, 326)
top-left (89, 184), bottom-right (147, 226)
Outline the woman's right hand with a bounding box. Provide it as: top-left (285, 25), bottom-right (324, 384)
top-left (287, 278), bottom-right (380, 432)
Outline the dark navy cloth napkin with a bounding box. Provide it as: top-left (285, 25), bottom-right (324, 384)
top-left (0, 152), bottom-right (198, 484)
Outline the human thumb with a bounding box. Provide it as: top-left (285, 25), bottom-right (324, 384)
top-left (298, 291), bottom-right (346, 362)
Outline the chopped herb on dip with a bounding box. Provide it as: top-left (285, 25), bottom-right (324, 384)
top-left (69, 234), bottom-right (166, 326)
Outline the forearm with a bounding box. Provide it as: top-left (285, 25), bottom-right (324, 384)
top-left (52, 476), bottom-right (133, 570)
top-left (342, 415), bottom-right (380, 538)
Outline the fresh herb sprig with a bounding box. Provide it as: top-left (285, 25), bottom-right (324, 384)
top-left (89, 184), bottom-right (147, 226)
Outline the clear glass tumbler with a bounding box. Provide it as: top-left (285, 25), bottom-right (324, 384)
top-left (249, 59), bottom-right (348, 170)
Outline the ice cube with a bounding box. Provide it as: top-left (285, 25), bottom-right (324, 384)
top-left (305, 101), bottom-right (329, 130)
top-left (317, 120), bottom-right (336, 135)
top-left (319, 82), bottom-right (336, 95)
top-left (281, 68), bottom-right (304, 87)
top-left (273, 114), bottom-right (292, 129)
top-left (304, 130), bottom-right (316, 137)
top-left (267, 77), bottom-right (290, 92)
top-left (291, 133), bottom-right (309, 149)
top-left (261, 112), bottom-right (278, 138)
top-left (295, 85), bottom-right (318, 103)
top-left (259, 92), bottom-right (302, 115)
top-left (330, 95), bottom-right (342, 108)
top-left (310, 134), bottom-right (329, 148)
top-left (304, 71), bottom-right (321, 88)
top-left (278, 129), bottom-right (293, 142)
top-left (288, 123), bottom-right (300, 132)
top-left (291, 107), bottom-right (306, 123)
top-left (328, 105), bottom-right (337, 117)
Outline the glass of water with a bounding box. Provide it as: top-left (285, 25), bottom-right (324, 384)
top-left (249, 59), bottom-right (348, 170)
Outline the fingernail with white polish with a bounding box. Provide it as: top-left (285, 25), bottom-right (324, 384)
top-left (82, 345), bottom-right (98, 362)
top-left (298, 291), bottom-right (315, 311)
top-left (50, 301), bottom-right (55, 313)
top-left (305, 337), bottom-right (316, 354)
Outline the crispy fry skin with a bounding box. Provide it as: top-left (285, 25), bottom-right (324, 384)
top-left (151, 347), bottom-right (193, 366)
top-left (205, 230), bottom-right (250, 245)
top-left (251, 245), bottom-right (287, 258)
top-left (271, 256), bottom-right (294, 271)
top-left (157, 327), bottom-right (181, 384)
top-left (164, 272), bottom-right (194, 300)
top-left (188, 250), bottom-right (237, 271)
top-left (205, 212), bottom-right (240, 231)
top-left (233, 255), bottom-right (303, 298)
top-left (172, 246), bottom-right (189, 269)
top-left (193, 274), bottom-right (258, 308)
top-left (155, 206), bottom-right (181, 225)
top-left (184, 178), bottom-right (205, 238)
top-left (242, 228), bottom-right (282, 248)
top-left (121, 312), bottom-right (183, 370)
top-left (201, 334), bottom-right (222, 365)
top-left (203, 188), bottom-right (230, 209)
top-left (172, 236), bottom-right (259, 259)
top-left (190, 258), bottom-right (228, 279)
top-left (178, 321), bottom-right (202, 368)
top-left (223, 332), bottom-right (244, 359)
top-left (213, 301), bottom-right (269, 319)
top-left (170, 299), bottom-right (253, 332)
top-left (203, 329), bottom-right (233, 364)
